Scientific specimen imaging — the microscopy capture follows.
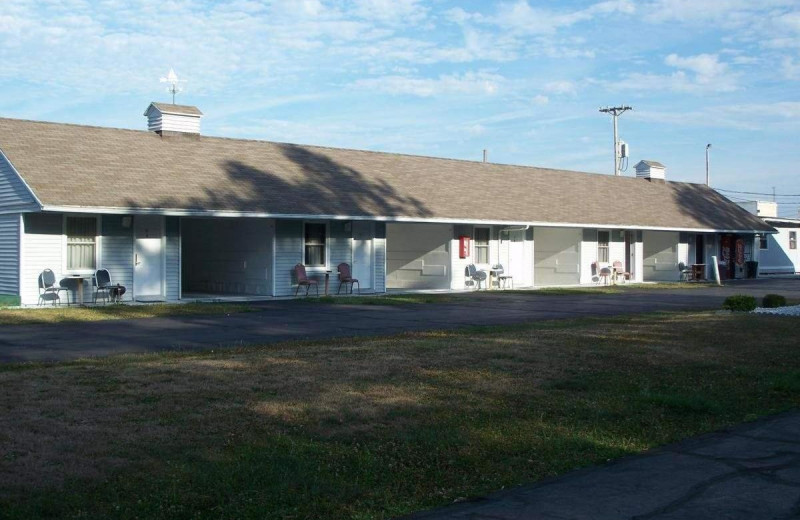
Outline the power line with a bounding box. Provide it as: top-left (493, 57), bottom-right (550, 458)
top-left (598, 106), bottom-right (632, 177)
top-left (715, 188), bottom-right (800, 197)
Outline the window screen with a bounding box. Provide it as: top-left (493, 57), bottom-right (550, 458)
top-left (66, 217), bottom-right (97, 270)
top-left (474, 227), bottom-right (490, 264)
top-left (304, 223), bottom-right (327, 266)
top-left (597, 231), bottom-right (610, 263)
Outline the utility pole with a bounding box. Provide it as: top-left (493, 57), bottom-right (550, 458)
top-left (599, 106), bottom-right (632, 176)
top-left (705, 144), bottom-right (711, 186)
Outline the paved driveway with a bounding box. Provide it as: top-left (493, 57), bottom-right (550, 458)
top-left (2, 278), bottom-right (799, 363)
top-left (404, 411), bottom-right (800, 520)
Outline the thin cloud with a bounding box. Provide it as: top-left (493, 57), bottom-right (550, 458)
top-left (351, 72), bottom-right (505, 97)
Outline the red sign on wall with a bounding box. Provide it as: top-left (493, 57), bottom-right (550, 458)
top-left (735, 239), bottom-right (745, 266)
top-left (459, 235), bottom-right (471, 259)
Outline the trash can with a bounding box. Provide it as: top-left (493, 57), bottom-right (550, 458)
top-left (745, 261), bottom-right (758, 279)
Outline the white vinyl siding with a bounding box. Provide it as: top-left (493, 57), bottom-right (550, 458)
top-left (275, 220), bottom-right (304, 296)
top-left (374, 222), bottom-right (386, 292)
top-left (0, 150), bottom-right (38, 213)
top-left (21, 213), bottom-right (64, 305)
top-left (0, 213), bottom-right (20, 297)
top-left (101, 215), bottom-right (134, 301)
top-left (145, 105), bottom-right (201, 134)
top-left (329, 221), bottom-right (351, 276)
top-left (166, 217), bottom-right (180, 301)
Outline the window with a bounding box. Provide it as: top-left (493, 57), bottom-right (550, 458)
top-left (474, 227), bottom-right (490, 264)
top-left (597, 231), bottom-right (610, 263)
top-left (304, 222), bottom-right (327, 267)
top-left (66, 216), bottom-right (97, 271)
top-left (759, 235), bottom-right (768, 250)
top-left (791, 232), bottom-right (797, 250)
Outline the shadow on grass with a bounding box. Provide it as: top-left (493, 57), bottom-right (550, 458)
top-left (1, 311), bottom-right (798, 519)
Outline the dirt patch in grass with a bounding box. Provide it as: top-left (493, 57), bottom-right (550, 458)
top-left (0, 302), bottom-right (257, 326)
top-left (0, 312), bottom-right (798, 519)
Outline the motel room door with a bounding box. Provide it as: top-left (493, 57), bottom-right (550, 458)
top-left (134, 215), bottom-right (165, 301)
top-left (506, 229), bottom-right (530, 286)
top-left (352, 221), bottom-right (373, 290)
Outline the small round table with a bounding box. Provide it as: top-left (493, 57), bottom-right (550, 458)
top-left (65, 274), bottom-right (89, 306)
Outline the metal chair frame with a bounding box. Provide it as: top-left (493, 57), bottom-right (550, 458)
top-left (38, 269), bottom-right (70, 306)
top-left (294, 264), bottom-right (320, 297)
top-left (492, 264), bottom-right (514, 289)
top-left (466, 264), bottom-right (487, 290)
top-left (336, 263), bottom-right (360, 295)
top-left (678, 262), bottom-right (692, 282)
top-left (93, 269), bottom-right (113, 305)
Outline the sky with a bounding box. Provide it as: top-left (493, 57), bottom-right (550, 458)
top-left (1, 0), bottom-right (799, 216)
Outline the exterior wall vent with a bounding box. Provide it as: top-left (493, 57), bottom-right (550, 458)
top-left (144, 102), bottom-right (203, 136)
top-left (634, 160), bottom-right (666, 182)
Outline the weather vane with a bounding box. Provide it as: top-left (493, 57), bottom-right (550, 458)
top-left (160, 68), bottom-right (186, 104)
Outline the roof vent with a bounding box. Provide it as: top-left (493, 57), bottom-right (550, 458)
top-left (144, 102), bottom-right (203, 137)
top-left (634, 160), bottom-right (666, 182)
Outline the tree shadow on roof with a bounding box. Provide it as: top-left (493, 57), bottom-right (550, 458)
top-left (123, 143), bottom-right (432, 218)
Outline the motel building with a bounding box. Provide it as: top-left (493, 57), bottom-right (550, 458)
top-left (0, 103), bottom-right (774, 306)
top-left (738, 201), bottom-right (800, 275)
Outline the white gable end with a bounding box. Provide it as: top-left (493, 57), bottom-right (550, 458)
top-left (0, 148), bottom-right (40, 214)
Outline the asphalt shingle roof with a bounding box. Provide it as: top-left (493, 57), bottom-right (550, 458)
top-left (145, 103), bottom-right (203, 116)
top-left (0, 117), bottom-right (773, 232)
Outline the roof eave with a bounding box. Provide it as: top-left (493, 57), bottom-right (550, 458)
top-left (39, 204), bottom-right (775, 234)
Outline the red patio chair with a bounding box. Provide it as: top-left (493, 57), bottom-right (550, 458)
top-left (612, 261), bottom-right (630, 283)
top-left (293, 264), bottom-right (319, 297)
top-left (337, 263), bottom-right (360, 294)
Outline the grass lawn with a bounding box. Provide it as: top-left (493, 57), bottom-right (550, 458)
top-left (1, 311), bottom-right (798, 519)
top-left (0, 302), bottom-right (256, 326)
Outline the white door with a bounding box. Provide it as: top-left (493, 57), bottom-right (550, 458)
top-left (506, 230), bottom-right (527, 286)
top-left (134, 215), bottom-right (165, 300)
top-left (352, 221), bottom-right (373, 289)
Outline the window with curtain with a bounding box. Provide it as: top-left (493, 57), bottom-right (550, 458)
top-left (66, 216), bottom-right (97, 270)
top-left (791, 232), bottom-right (797, 250)
top-left (597, 231), bottom-right (610, 263)
top-left (304, 222), bottom-right (327, 267)
top-left (474, 227), bottom-right (490, 264)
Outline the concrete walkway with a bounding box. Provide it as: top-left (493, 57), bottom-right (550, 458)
top-left (404, 411), bottom-right (800, 520)
top-left (1, 278), bottom-right (799, 363)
